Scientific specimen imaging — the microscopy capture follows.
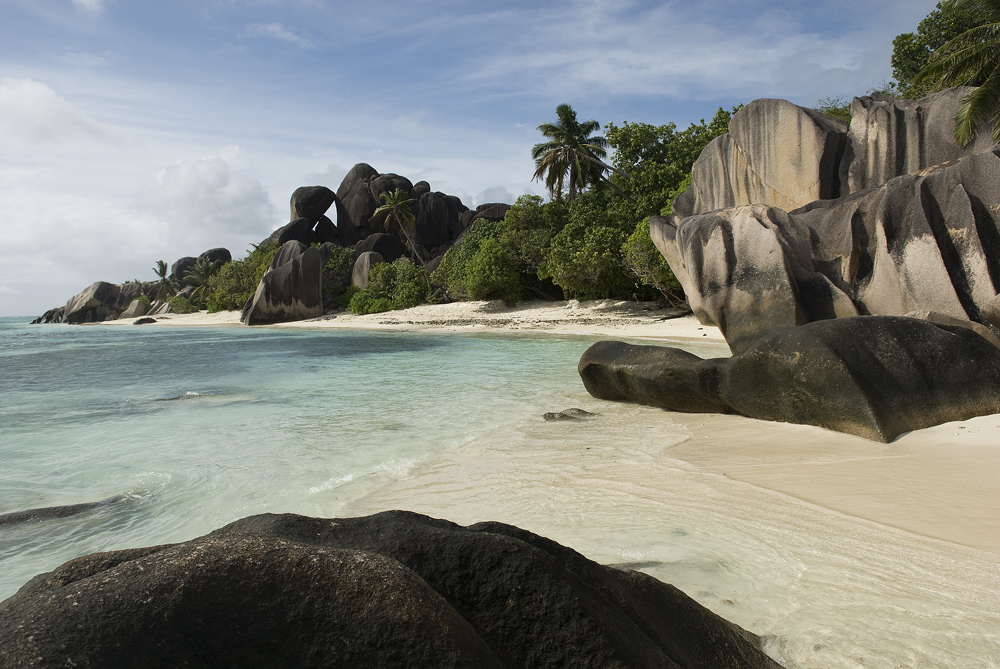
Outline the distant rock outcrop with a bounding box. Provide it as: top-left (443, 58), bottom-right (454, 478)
top-left (241, 241), bottom-right (323, 325)
top-left (63, 281), bottom-right (123, 324)
top-left (580, 317), bottom-right (1000, 442)
top-left (0, 511), bottom-right (780, 668)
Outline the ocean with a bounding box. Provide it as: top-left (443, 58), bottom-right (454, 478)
top-left (1, 317), bottom-right (998, 668)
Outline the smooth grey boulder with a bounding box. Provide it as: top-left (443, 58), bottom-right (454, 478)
top-left (580, 316), bottom-right (1000, 442)
top-left (64, 281), bottom-right (122, 324)
top-left (170, 256), bottom-right (198, 284)
top-left (353, 232), bottom-right (409, 264)
top-left (241, 241), bottom-right (323, 325)
top-left (844, 87), bottom-right (997, 194)
top-left (273, 216), bottom-right (313, 245)
top-left (369, 173), bottom-right (414, 205)
top-left (289, 185), bottom-right (336, 224)
top-left (335, 163), bottom-right (381, 245)
top-left (0, 511), bottom-right (780, 669)
top-left (352, 251), bottom-right (384, 289)
top-left (118, 299), bottom-right (148, 319)
top-left (673, 99), bottom-right (848, 217)
top-left (197, 248), bottom-right (232, 268)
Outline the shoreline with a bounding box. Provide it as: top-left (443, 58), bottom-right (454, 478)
top-left (95, 300), bottom-right (1000, 555)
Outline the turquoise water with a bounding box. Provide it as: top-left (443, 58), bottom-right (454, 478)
top-left (2, 317), bottom-right (999, 669)
top-left (0, 318), bottom-right (609, 599)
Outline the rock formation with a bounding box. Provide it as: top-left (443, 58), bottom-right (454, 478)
top-left (580, 317), bottom-right (1000, 442)
top-left (654, 88), bottom-right (1000, 354)
top-left (0, 510), bottom-right (779, 668)
top-left (352, 251), bottom-right (384, 289)
top-left (241, 241), bottom-right (323, 325)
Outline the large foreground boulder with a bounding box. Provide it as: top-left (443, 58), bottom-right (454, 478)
top-left (580, 316), bottom-right (1000, 442)
top-left (241, 241), bottom-right (323, 325)
top-left (0, 511), bottom-right (779, 668)
top-left (63, 281), bottom-right (122, 323)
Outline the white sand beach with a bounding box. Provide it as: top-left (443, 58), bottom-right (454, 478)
top-left (99, 300), bottom-right (1000, 557)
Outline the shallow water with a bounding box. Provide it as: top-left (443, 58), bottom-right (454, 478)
top-left (1, 317), bottom-right (998, 668)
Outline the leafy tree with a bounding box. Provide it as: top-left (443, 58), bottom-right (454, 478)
top-left (531, 104), bottom-right (620, 201)
top-left (207, 242), bottom-right (278, 312)
top-left (321, 246), bottom-right (356, 307)
top-left (167, 295), bottom-right (199, 314)
top-left (892, 1), bottom-right (986, 98)
top-left (621, 218), bottom-right (683, 304)
top-left (915, 0), bottom-right (1000, 143)
top-left (373, 188), bottom-right (426, 264)
top-left (430, 220), bottom-right (523, 303)
top-left (349, 258), bottom-right (429, 315)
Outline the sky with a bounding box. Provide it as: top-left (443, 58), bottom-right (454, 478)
top-left (0, 0), bottom-right (938, 317)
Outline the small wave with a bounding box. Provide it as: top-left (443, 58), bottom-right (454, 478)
top-left (155, 391), bottom-right (204, 402)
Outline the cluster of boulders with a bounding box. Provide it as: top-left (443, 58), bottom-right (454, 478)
top-left (583, 87), bottom-right (1000, 440)
top-left (32, 164), bottom-right (512, 326)
top-left (0, 510), bottom-right (779, 668)
top-left (242, 164), bottom-right (511, 325)
top-left (32, 248), bottom-right (233, 324)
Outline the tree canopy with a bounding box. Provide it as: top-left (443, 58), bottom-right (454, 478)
top-left (531, 104), bottom-right (616, 201)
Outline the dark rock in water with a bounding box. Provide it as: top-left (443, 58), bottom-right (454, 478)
top-left (0, 511), bottom-right (779, 669)
top-left (352, 251), bottom-right (384, 289)
top-left (133, 317), bottom-right (157, 325)
top-left (197, 247), bottom-right (232, 267)
top-left (543, 408), bottom-right (598, 421)
top-left (0, 495), bottom-right (127, 529)
top-left (289, 185), bottom-right (336, 224)
top-left (64, 281), bottom-right (122, 324)
top-left (170, 256), bottom-right (198, 284)
top-left (353, 232), bottom-right (408, 264)
top-left (580, 316), bottom-right (1000, 442)
top-left (32, 307), bottom-right (64, 324)
top-left (241, 241), bottom-right (323, 325)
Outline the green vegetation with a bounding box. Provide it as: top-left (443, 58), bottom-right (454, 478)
top-left (168, 295), bottom-right (199, 314)
top-left (432, 108), bottom-right (733, 304)
top-left (322, 245), bottom-right (356, 307)
top-left (815, 96), bottom-right (853, 124)
top-left (373, 188), bottom-right (427, 263)
top-left (207, 242), bottom-right (278, 312)
top-left (892, 1), bottom-right (986, 99)
top-left (349, 258), bottom-right (430, 315)
top-left (531, 104), bottom-right (621, 201)
top-left (151, 260), bottom-right (178, 302)
top-left (915, 0), bottom-right (1000, 144)
top-left (184, 259), bottom-right (223, 309)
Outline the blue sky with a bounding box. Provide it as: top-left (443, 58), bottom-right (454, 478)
top-left (1, 0), bottom-right (937, 316)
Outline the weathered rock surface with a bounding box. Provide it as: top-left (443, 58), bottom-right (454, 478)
top-left (289, 185), bottom-right (336, 224)
top-left (580, 316), bottom-right (1000, 442)
top-left (0, 510), bottom-right (779, 669)
top-left (844, 87), bottom-right (997, 194)
top-left (352, 251), bottom-right (384, 289)
top-left (353, 232), bottom-right (409, 264)
top-left (673, 99), bottom-right (848, 218)
top-left (241, 241), bottom-right (323, 325)
top-left (272, 216), bottom-right (314, 245)
top-left (335, 163), bottom-right (383, 245)
top-left (63, 281), bottom-right (122, 324)
top-left (118, 298), bottom-right (148, 319)
top-left (197, 247), bottom-right (232, 267)
top-left (170, 256), bottom-right (198, 284)
top-left (654, 147), bottom-right (1000, 353)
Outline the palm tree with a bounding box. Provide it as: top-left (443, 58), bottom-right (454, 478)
top-left (152, 260), bottom-right (178, 302)
top-left (915, 0), bottom-right (1000, 144)
top-left (184, 259), bottom-right (222, 309)
top-left (531, 104), bottom-right (622, 201)
top-left (373, 188), bottom-right (428, 264)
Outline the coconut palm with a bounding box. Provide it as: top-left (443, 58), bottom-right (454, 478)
top-left (531, 104), bottom-right (623, 201)
top-left (184, 259), bottom-right (222, 309)
top-left (915, 0), bottom-right (1000, 144)
top-left (373, 188), bottom-right (428, 264)
top-left (151, 260), bottom-right (178, 302)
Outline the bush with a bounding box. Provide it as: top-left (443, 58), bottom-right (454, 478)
top-left (322, 245), bottom-right (356, 306)
top-left (349, 258), bottom-right (429, 315)
top-left (621, 218), bottom-right (683, 303)
top-left (207, 242), bottom-right (278, 312)
top-left (465, 238), bottom-right (521, 304)
top-left (540, 216), bottom-right (635, 300)
top-left (168, 296), bottom-right (199, 314)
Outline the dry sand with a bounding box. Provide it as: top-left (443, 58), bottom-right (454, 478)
top-left (100, 299), bottom-right (1000, 554)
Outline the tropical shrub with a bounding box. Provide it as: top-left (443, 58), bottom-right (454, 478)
top-left (349, 258), bottom-right (429, 315)
top-left (322, 246), bottom-right (356, 305)
top-left (207, 242), bottom-right (278, 312)
top-left (168, 296), bottom-right (199, 314)
top-left (621, 218), bottom-right (683, 303)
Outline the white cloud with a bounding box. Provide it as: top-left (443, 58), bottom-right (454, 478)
top-left (474, 186), bottom-right (515, 208)
top-left (71, 0), bottom-right (105, 13)
top-left (0, 286), bottom-right (19, 295)
top-left (242, 23), bottom-right (312, 47)
top-left (0, 78), bottom-right (109, 143)
top-left (303, 163), bottom-right (349, 191)
top-left (136, 158), bottom-right (277, 251)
